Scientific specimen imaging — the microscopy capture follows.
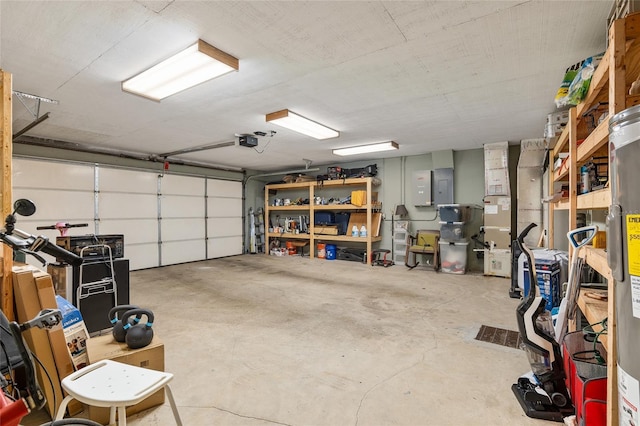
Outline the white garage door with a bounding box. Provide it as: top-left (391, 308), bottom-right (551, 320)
top-left (11, 158), bottom-right (243, 270)
top-left (97, 167), bottom-right (159, 270)
top-left (159, 174), bottom-right (206, 266)
top-left (207, 179), bottom-right (242, 258)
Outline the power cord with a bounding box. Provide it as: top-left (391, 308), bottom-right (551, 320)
top-left (573, 318), bottom-right (608, 365)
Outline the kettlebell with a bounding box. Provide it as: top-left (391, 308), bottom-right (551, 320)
top-left (108, 305), bottom-right (140, 342)
top-left (121, 308), bottom-right (154, 349)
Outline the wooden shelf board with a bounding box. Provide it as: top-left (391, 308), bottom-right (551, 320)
top-left (577, 119), bottom-right (609, 163)
top-left (577, 288), bottom-right (609, 351)
top-left (577, 47), bottom-right (610, 117)
top-left (267, 233), bottom-right (311, 240)
top-left (314, 235), bottom-right (382, 243)
top-left (576, 187), bottom-right (611, 210)
top-left (554, 198), bottom-right (570, 210)
top-left (579, 246), bottom-right (613, 282)
top-left (625, 12), bottom-right (640, 39)
top-left (266, 181), bottom-right (313, 190)
top-left (552, 124), bottom-right (570, 157)
top-left (554, 166), bottom-right (569, 182)
top-left (627, 94), bottom-right (640, 108)
top-left (316, 177), bottom-right (379, 187)
top-left (314, 204), bottom-right (370, 210)
top-left (266, 177), bottom-right (379, 191)
top-left (267, 205), bottom-right (310, 211)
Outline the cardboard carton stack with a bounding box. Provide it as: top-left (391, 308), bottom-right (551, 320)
top-left (12, 264), bottom-right (81, 417)
top-left (10, 265), bottom-right (166, 424)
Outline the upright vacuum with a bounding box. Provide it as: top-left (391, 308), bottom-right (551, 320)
top-left (512, 223), bottom-right (574, 422)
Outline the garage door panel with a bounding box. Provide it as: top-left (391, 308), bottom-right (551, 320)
top-left (13, 189), bottom-right (94, 221)
top-left (207, 218), bottom-right (242, 238)
top-left (161, 175), bottom-right (204, 196)
top-left (208, 237), bottom-right (242, 258)
top-left (207, 197), bottom-right (242, 217)
top-left (126, 243), bottom-right (160, 270)
top-left (162, 240), bottom-right (205, 265)
top-left (161, 218), bottom-right (205, 241)
top-left (13, 158), bottom-right (94, 191)
top-left (99, 168), bottom-right (158, 193)
top-left (99, 193), bottom-right (157, 219)
top-left (161, 195), bottom-right (204, 218)
top-left (99, 219), bottom-right (158, 245)
top-left (207, 179), bottom-right (241, 197)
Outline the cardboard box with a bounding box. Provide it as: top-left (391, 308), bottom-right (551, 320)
top-left (523, 258), bottom-right (561, 312)
top-left (86, 334), bottom-right (165, 424)
top-left (35, 274), bottom-right (76, 381)
top-left (12, 266), bottom-right (82, 416)
top-left (347, 212), bottom-right (382, 237)
top-left (56, 295), bottom-right (90, 369)
top-left (12, 266), bottom-right (64, 418)
top-left (350, 191), bottom-right (378, 207)
top-left (314, 225), bottom-right (339, 235)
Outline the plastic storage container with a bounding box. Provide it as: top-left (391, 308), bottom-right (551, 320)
top-left (439, 222), bottom-right (465, 241)
top-left (317, 243), bottom-right (326, 259)
top-left (438, 204), bottom-right (470, 223)
top-left (326, 244), bottom-right (337, 260)
top-left (439, 240), bottom-right (469, 274)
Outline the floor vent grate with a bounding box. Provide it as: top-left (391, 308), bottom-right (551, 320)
top-left (475, 325), bottom-right (522, 349)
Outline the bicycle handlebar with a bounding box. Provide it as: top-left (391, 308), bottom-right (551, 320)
top-left (36, 223), bottom-right (88, 230)
top-left (1, 222), bottom-right (83, 266)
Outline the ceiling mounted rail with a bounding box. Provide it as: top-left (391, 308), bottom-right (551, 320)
top-left (157, 140), bottom-right (235, 158)
top-left (12, 90), bottom-right (59, 138)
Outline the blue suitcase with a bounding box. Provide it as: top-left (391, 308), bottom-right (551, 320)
top-left (314, 212), bottom-right (335, 225)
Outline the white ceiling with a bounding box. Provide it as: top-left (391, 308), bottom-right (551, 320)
top-left (1, 1), bottom-right (612, 172)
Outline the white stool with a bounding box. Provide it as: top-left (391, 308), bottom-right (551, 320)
top-left (55, 359), bottom-right (182, 426)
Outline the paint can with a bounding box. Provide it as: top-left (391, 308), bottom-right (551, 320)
top-left (286, 241), bottom-right (297, 255)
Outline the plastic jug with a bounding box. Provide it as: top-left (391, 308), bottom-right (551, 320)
top-left (359, 225), bottom-right (367, 237)
top-left (351, 225), bottom-right (359, 237)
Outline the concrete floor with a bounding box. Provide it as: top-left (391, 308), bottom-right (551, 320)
top-left (25, 254), bottom-right (541, 425)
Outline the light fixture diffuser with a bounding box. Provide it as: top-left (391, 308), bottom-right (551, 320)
top-left (122, 40), bottom-right (238, 101)
top-left (265, 109), bottom-right (339, 140)
top-left (333, 141), bottom-right (399, 156)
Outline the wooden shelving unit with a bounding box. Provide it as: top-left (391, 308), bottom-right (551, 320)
top-left (547, 13), bottom-right (640, 425)
top-left (0, 69), bottom-right (13, 320)
top-left (264, 177), bottom-right (381, 265)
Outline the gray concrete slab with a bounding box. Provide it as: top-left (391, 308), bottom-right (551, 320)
top-left (24, 254), bottom-right (542, 425)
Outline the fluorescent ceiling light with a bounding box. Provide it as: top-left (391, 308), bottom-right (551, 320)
top-left (265, 109), bottom-right (339, 140)
top-left (122, 40), bottom-right (238, 101)
top-left (333, 141), bottom-right (399, 156)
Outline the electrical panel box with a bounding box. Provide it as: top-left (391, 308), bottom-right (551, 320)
top-left (412, 170), bottom-right (432, 206)
top-left (433, 168), bottom-right (454, 205)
